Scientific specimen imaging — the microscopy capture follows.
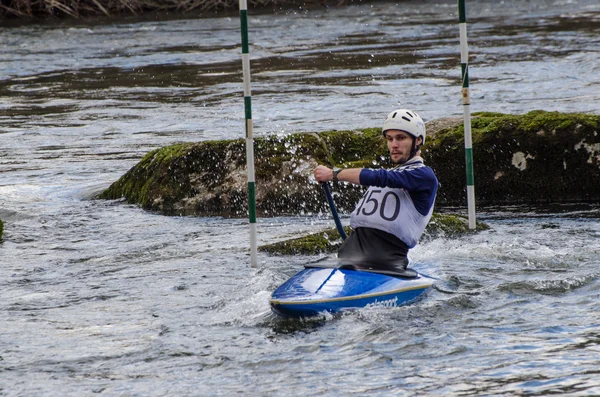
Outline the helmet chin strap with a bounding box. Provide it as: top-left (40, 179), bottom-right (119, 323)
top-left (408, 136), bottom-right (419, 159)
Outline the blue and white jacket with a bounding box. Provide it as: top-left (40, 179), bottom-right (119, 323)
top-left (350, 156), bottom-right (438, 248)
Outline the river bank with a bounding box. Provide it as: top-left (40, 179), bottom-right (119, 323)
top-left (1, 0), bottom-right (369, 20)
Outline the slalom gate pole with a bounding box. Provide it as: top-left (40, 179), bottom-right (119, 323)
top-left (458, 0), bottom-right (477, 229)
top-left (239, 0), bottom-right (258, 267)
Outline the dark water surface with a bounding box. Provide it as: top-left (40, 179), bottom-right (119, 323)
top-left (1, 0), bottom-right (600, 395)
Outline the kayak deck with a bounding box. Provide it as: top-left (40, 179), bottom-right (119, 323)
top-left (270, 267), bottom-right (434, 317)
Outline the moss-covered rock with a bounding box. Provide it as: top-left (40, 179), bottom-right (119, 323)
top-left (259, 213), bottom-right (489, 255)
top-left (99, 110), bottom-right (600, 215)
top-left (426, 110), bottom-right (600, 205)
top-left (260, 226), bottom-right (352, 256)
top-left (0, 218), bottom-right (3, 240)
top-left (99, 129), bottom-right (387, 216)
top-left (422, 212), bottom-right (489, 239)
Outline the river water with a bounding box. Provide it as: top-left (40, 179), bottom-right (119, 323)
top-left (1, 0), bottom-right (600, 395)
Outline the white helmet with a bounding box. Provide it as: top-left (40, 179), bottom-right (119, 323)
top-left (382, 109), bottom-right (426, 145)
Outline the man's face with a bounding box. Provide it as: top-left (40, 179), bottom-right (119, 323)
top-left (385, 130), bottom-right (416, 164)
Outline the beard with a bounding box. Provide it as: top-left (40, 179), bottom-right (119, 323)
top-left (390, 138), bottom-right (417, 164)
top-left (391, 152), bottom-right (409, 165)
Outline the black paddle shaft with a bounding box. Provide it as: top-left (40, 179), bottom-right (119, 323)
top-left (321, 182), bottom-right (347, 240)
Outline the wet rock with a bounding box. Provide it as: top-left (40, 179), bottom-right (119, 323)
top-left (99, 110), bottom-right (600, 214)
top-left (259, 213), bottom-right (489, 255)
top-left (426, 110), bottom-right (600, 205)
top-left (99, 128), bottom-right (386, 216)
top-left (260, 226), bottom-right (351, 256)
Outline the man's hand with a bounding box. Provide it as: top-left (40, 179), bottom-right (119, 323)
top-left (313, 165), bottom-right (333, 183)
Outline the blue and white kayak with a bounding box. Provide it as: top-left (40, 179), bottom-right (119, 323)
top-left (270, 266), bottom-right (434, 318)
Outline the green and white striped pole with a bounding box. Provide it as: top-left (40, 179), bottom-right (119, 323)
top-left (459, 0), bottom-right (476, 230)
top-left (239, 0), bottom-right (258, 267)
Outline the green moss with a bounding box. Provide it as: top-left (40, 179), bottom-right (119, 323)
top-left (98, 140), bottom-right (242, 212)
top-left (471, 112), bottom-right (507, 118)
top-left (516, 110), bottom-right (597, 132)
top-left (0, 218), bottom-right (3, 240)
top-left (260, 226), bottom-right (352, 255)
top-left (259, 214), bottom-right (488, 255)
top-left (319, 128), bottom-right (387, 166)
top-left (469, 110), bottom-right (598, 138)
top-left (100, 143), bottom-right (186, 209)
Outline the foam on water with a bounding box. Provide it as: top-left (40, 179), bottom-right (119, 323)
top-left (1, 1), bottom-right (600, 395)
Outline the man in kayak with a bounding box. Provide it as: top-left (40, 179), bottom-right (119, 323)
top-left (313, 108), bottom-right (438, 275)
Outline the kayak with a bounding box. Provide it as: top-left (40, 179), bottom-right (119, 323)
top-left (270, 265), bottom-right (434, 318)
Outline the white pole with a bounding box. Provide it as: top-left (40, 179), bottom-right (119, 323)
top-left (239, 0), bottom-right (258, 267)
top-left (459, 0), bottom-right (477, 229)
